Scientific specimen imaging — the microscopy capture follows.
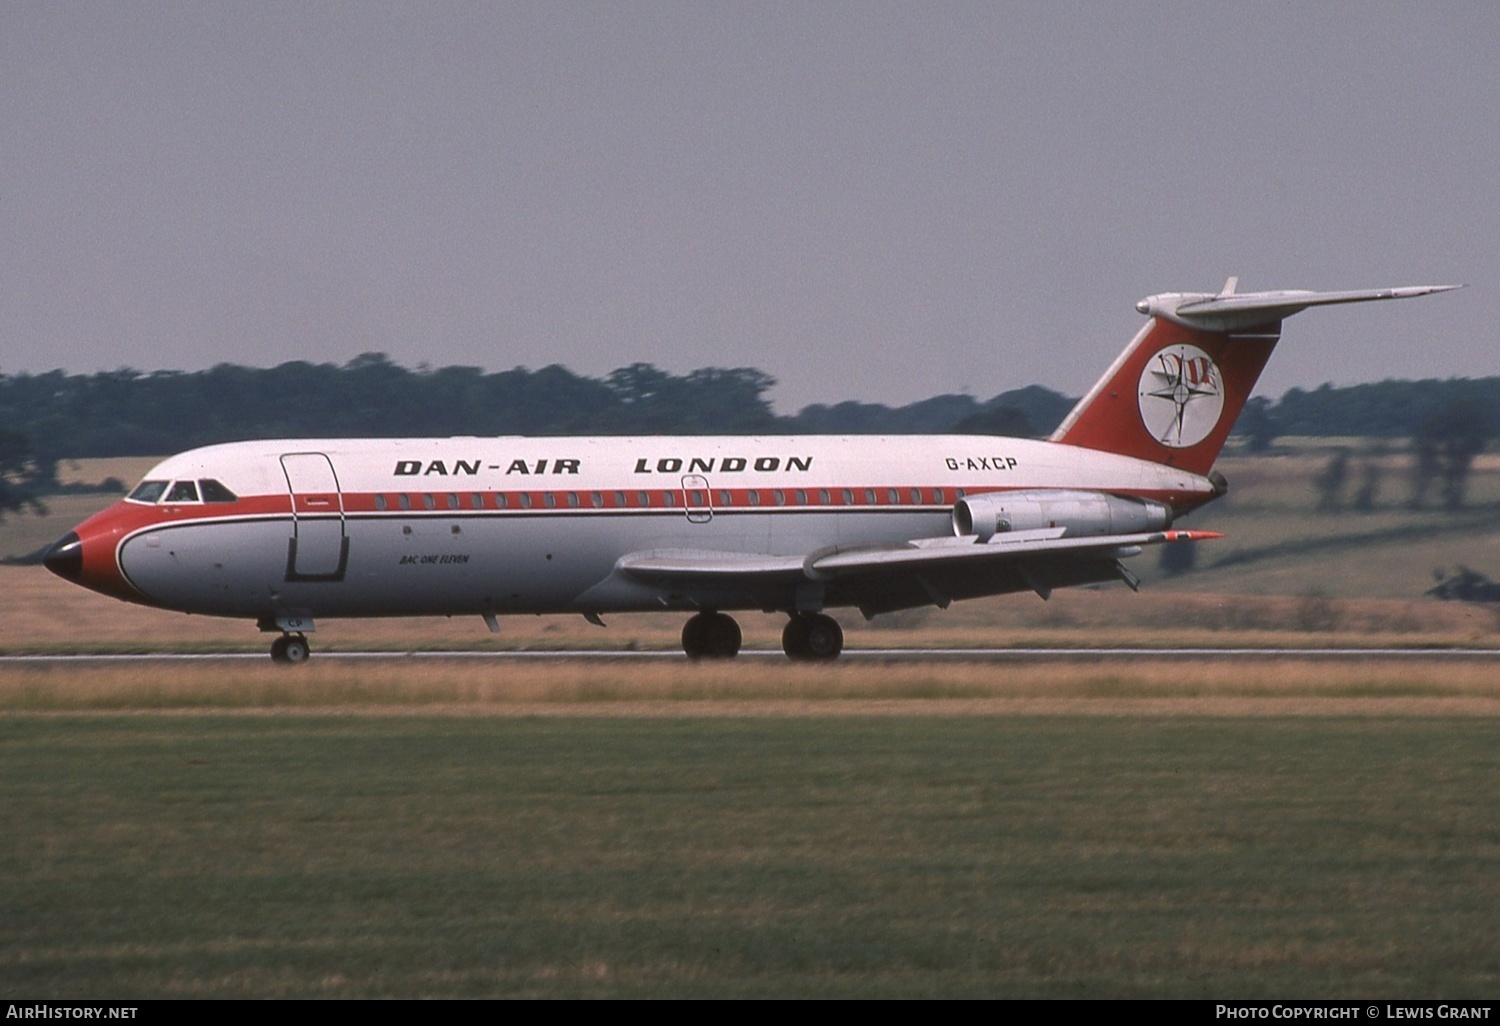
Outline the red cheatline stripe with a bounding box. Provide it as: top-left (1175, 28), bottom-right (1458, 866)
top-left (109, 483), bottom-right (1213, 528)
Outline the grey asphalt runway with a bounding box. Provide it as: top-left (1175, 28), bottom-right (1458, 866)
top-left (4, 647), bottom-right (1500, 666)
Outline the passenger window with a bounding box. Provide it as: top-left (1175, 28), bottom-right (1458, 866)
top-left (819, 489), bottom-right (830, 505)
top-left (423, 494), bottom-right (436, 510)
top-left (842, 489), bottom-right (853, 505)
top-left (519, 493), bottom-right (532, 509)
top-left (749, 491), bottom-right (761, 506)
top-left (567, 492), bottom-right (580, 508)
top-left (592, 492), bottom-right (603, 508)
top-left (447, 493), bottom-right (459, 510)
top-left (199, 479), bottom-right (238, 503)
top-left (718, 491), bottom-right (732, 505)
top-left (128, 480), bottom-right (169, 503)
top-left (496, 493), bottom-right (508, 508)
top-left (166, 481), bottom-right (200, 503)
top-left (399, 494), bottom-right (412, 511)
top-left (637, 491), bottom-right (649, 506)
top-left (374, 495), bottom-right (388, 511)
top-left (544, 493), bottom-right (556, 508)
top-left (774, 490), bottom-right (786, 506)
top-left (887, 489), bottom-right (899, 504)
top-left (663, 492), bottom-right (676, 507)
top-left (795, 489), bottom-right (807, 505)
top-left (614, 491), bottom-right (626, 507)
top-left (910, 488), bottom-right (921, 504)
top-left (471, 493), bottom-right (484, 509)
top-left (864, 489), bottom-right (876, 504)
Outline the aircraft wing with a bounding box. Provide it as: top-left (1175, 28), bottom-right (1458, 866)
top-left (616, 527), bottom-right (1220, 611)
top-left (621, 528), bottom-right (1219, 579)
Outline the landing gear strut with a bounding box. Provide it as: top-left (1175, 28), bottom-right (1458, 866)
top-left (681, 611), bottom-right (742, 660)
top-left (782, 613), bottom-right (843, 662)
top-left (270, 633), bottom-right (311, 665)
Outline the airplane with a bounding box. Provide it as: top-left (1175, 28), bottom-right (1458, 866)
top-left (42, 280), bottom-right (1458, 663)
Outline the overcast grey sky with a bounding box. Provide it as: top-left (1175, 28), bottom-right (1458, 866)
top-left (2, 2), bottom-right (1494, 413)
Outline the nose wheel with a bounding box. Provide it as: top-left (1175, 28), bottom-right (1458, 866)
top-left (270, 633), bottom-right (311, 665)
top-left (782, 613), bottom-right (843, 661)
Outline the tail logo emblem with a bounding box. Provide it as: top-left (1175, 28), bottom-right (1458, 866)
top-left (1137, 344), bottom-right (1224, 448)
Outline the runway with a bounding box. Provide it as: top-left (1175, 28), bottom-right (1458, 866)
top-left (5, 646), bottom-right (1500, 665)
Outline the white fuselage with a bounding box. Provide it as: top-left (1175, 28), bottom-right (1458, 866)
top-left (74, 434), bottom-right (1217, 622)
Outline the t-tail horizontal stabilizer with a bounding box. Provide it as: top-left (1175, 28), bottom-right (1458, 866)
top-left (1137, 284), bottom-right (1462, 334)
top-left (1052, 281), bottom-right (1461, 475)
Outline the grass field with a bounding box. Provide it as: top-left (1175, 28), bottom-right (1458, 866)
top-left (5, 448), bottom-right (1500, 996)
top-left (3, 661), bottom-right (1499, 998)
top-left (4, 699), bottom-right (1500, 997)
top-left (6, 657), bottom-right (1500, 713)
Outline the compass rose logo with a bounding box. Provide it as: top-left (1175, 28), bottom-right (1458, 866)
top-left (1137, 344), bottom-right (1224, 448)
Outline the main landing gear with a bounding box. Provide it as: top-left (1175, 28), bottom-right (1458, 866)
top-left (681, 611), bottom-right (742, 660)
top-left (270, 633), bottom-right (311, 665)
top-left (679, 611), bottom-right (844, 661)
top-left (782, 613), bottom-right (843, 662)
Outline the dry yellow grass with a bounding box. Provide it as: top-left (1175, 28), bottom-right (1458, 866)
top-left (6, 657), bottom-right (1500, 716)
top-left (3, 565), bottom-right (1497, 654)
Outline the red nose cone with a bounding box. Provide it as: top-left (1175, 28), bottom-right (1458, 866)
top-left (43, 531), bottom-right (84, 581)
top-left (45, 502), bottom-right (157, 606)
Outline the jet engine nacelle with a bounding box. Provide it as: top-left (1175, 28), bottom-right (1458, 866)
top-left (952, 489), bottom-right (1171, 541)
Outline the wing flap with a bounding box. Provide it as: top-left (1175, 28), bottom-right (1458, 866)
top-left (618, 530), bottom-right (1221, 582)
top-left (809, 528), bottom-right (1219, 575)
top-left (617, 549), bottom-right (808, 578)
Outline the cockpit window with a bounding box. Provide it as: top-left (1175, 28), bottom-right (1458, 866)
top-left (165, 481), bottom-right (200, 503)
top-left (128, 480), bottom-right (169, 503)
top-left (199, 479), bottom-right (238, 503)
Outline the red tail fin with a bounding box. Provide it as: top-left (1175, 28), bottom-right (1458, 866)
top-left (1051, 283), bottom-right (1460, 476)
top-left (1051, 316), bottom-right (1279, 475)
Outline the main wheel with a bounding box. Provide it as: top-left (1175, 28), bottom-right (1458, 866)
top-left (705, 613), bottom-right (742, 658)
top-left (782, 613), bottom-right (843, 661)
top-left (682, 612), bottom-right (742, 660)
top-left (270, 633), bottom-right (311, 665)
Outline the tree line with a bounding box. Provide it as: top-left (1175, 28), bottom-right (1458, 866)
top-left (0, 354), bottom-right (1074, 470)
top-left (0, 353), bottom-right (1495, 513)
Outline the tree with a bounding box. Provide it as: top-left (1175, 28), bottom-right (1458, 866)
top-left (952, 405), bottom-right (1036, 437)
top-left (1351, 459), bottom-right (1382, 512)
top-left (600, 364), bottom-right (778, 434)
top-left (1312, 449), bottom-right (1350, 512)
top-left (1236, 396), bottom-right (1279, 454)
top-left (1158, 539), bottom-right (1197, 576)
top-left (0, 430), bottom-right (52, 520)
top-left (1410, 400), bottom-right (1490, 511)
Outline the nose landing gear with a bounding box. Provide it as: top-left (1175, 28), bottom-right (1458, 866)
top-left (270, 633), bottom-right (311, 664)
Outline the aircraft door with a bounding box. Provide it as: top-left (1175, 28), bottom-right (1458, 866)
top-left (681, 475), bottom-right (713, 524)
top-left (280, 452), bottom-right (349, 581)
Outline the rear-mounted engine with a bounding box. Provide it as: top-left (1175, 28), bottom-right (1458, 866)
top-left (952, 489), bottom-right (1171, 541)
